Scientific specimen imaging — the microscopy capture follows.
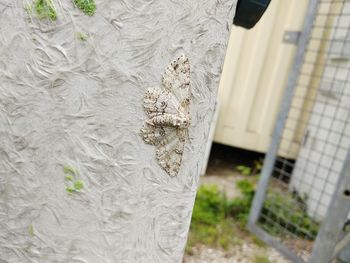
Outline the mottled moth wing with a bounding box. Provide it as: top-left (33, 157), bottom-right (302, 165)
top-left (162, 54), bottom-right (191, 116)
top-left (141, 125), bottom-right (185, 177)
top-left (140, 125), bottom-right (178, 146)
top-left (140, 54), bottom-right (191, 177)
top-left (156, 132), bottom-right (186, 177)
top-left (143, 86), bottom-right (172, 117)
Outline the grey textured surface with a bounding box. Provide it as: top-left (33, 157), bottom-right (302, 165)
top-left (0, 0), bottom-right (236, 262)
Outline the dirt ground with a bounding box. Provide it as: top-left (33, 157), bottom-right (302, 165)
top-left (183, 243), bottom-right (291, 263)
top-left (183, 144), bottom-right (292, 263)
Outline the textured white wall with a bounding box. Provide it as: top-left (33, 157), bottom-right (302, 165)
top-left (0, 0), bottom-right (236, 262)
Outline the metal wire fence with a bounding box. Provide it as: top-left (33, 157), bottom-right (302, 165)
top-left (248, 0), bottom-right (350, 262)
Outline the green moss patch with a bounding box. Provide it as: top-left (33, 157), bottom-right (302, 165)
top-left (73, 0), bottom-right (96, 16)
top-left (62, 165), bottom-right (84, 193)
top-left (34, 0), bottom-right (57, 20)
top-left (76, 32), bottom-right (88, 41)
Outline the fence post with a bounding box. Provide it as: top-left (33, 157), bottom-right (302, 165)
top-left (308, 148), bottom-right (350, 263)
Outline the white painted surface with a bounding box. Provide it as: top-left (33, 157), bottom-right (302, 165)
top-left (200, 99), bottom-right (220, 176)
top-left (0, 0), bottom-right (237, 262)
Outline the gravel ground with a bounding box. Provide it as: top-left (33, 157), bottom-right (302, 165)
top-left (183, 244), bottom-right (291, 263)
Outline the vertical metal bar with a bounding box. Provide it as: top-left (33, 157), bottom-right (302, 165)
top-left (308, 148), bottom-right (350, 263)
top-left (248, 0), bottom-right (320, 226)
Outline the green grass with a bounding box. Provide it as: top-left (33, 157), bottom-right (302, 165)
top-left (73, 0), bottom-right (96, 16)
top-left (187, 185), bottom-right (241, 251)
top-left (187, 217), bottom-right (242, 251)
top-left (34, 0), bottom-right (57, 20)
top-left (236, 165), bottom-right (252, 175)
top-left (251, 234), bottom-right (267, 248)
top-left (187, 178), bottom-right (320, 253)
top-left (226, 179), bottom-right (255, 227)
top-left (236, 160), bottom-right (262, 176)
top-left (253, 254), bottom-right (271, 263)
top-left (191, 185), bottom-right (226, 225)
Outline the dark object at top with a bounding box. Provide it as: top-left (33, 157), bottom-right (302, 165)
top-left (234, 0), bottom-right (271, 29)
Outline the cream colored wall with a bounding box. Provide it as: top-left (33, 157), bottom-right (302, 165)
top-left (214, 0), bottom-right (309, 156)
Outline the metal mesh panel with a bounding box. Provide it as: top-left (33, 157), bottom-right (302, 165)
top-left (249, 1), bottom-right (350, 262)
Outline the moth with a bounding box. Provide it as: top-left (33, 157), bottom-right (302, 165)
top-left (140, 55), bottom-right (191, 177)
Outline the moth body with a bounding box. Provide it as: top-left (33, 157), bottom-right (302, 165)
top-left (147, 114), bottom-right (190, 129)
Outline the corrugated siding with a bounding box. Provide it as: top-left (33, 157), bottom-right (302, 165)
top-left (215, 0), bottom-right (309, 155)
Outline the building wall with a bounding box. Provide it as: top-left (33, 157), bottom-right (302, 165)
top-left (215, 0), bottom-right (308, 156)
top-left (290, 1), bottom-right (350, 220)
top-left (0, 0), bottom-right (236, 262)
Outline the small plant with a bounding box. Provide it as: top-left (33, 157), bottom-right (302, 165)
top-left (33, 0), bottom-right (57, 20)
top-left (227, 179), bottom-right (255, 227)
top-left (236, 165), bottom-right (251, 176)
top-left (236, 179), bottom-right (255, 195)
top-left (253, 254), bottom-right (271, 263)
top-left (236, 160), bottom-right (262, 176)
top-left (73, 0), bottom-right (96, 16)
top-left (187, 185), bottom-right (239, 251)
top-left (76, 32), bottom-right (88, 41)
top-left (253, 160), bottom-right (262, 173)
top-left (63, 165), bottom-right (84, 193)
top-left (191, 185), bottom-right (226, 225)
top-left (251, 234), bottom-right (266, 248)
